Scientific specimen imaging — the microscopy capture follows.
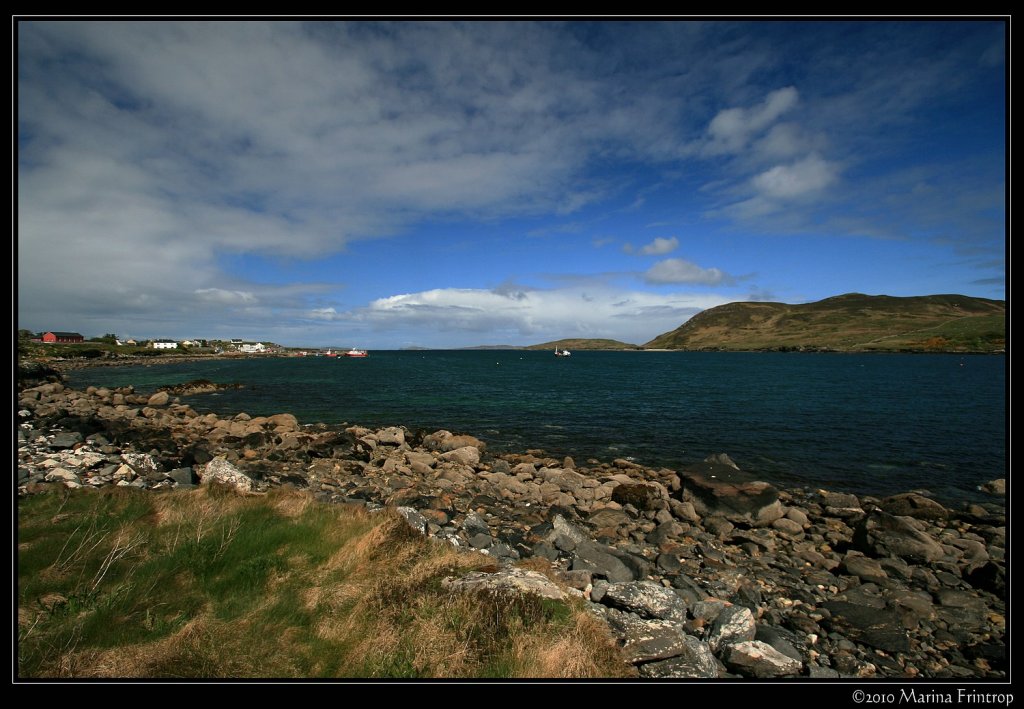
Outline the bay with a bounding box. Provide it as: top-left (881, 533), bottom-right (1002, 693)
top-left (64, 351), bottom-right (1006, 505)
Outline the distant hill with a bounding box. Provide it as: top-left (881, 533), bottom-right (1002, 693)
top-left (643, 293), bottom-right (1005, 353)
top-left (526, 338), bottom-right (640, 351)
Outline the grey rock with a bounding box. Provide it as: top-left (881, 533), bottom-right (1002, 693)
top-left (755, 625), bottom-right (804, 663)
top-left (602, 609), bottom-right (692, 664)
top-left (840, 552), bottom-right (889, 583)
top-left (167, 467), bottom-right (194, 485)
top-left (469, 533), bottom-right (493, 549)
top-left (638, 635), bottom-right (719, 678)
top-left (147, 391), bottom-right (170, 407)
top-left (724, 640), bottom-right (802, 678)
top-left (680, 463), bottom-right (780, 525)
top-left (395, 506), bottom-right (428, 535)
top-left (462, 512), bottom-right (491, 537)
top-left (853, 510), bottom-right (946, 564)
top-left (602, 581), bottom-right (688, 623)
top-left (49, 432), bottom-right (83, 449)
top-left (822, 600), bottom-right (911, 653)
top-left (707, 605), bottom-right (756, 652)
top-left (880, 492), bottom-right (949, 521)
top-left (443, 568), bottom-right (565, 600)
top-left (200, 457), bottom-right (254, 493)
top-left (440, 446), bottom-right (480, 466)
top-left (571, 540), bottom-right (635, 583)
top-left (808, 664), bottom-right (841, 678)
top-left (772, 517), bottom-right (805, 536)
top-left (656, 553), bottom-right (682, 573)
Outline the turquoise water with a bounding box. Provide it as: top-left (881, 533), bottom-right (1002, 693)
top-left (64, 351), bottom-right (1006, 504)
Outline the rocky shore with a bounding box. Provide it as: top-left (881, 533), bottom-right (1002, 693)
top-left (16, 375), bottom-right (1007, 679)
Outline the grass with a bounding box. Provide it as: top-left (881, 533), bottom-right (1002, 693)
top-left (17, 485), bottom-right (630, 679)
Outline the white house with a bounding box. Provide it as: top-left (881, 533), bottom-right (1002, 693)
top-left (152, 339), bottom-right (178, 349)
top-left (238, 342), bottom-right (266, 353)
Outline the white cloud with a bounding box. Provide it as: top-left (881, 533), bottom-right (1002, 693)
top-left (705, 86), bottom-right (799, 155)
top-left (341, 285), bottom-right (730, 346)
top-left (639, 236), bottom-right (679, 256)
top-left (644, 258), bottom-right (733, 286)
top-left (751, 153), bottom-right (838, 200)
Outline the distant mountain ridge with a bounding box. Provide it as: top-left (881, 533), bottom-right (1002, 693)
top-left (643, 293), bottom-right (1005, 353)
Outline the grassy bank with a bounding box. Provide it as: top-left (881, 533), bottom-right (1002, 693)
top-left (17, 485), bottom-right (628, 679)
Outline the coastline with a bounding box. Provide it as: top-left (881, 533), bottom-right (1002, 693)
top-left (16, 370), bottom-right (1006, 680)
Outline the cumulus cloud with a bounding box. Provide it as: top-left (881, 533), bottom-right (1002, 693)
top-left (639, 237), bottom-right (679, 256)
top-left (644, 258), bottom-right (733, 286)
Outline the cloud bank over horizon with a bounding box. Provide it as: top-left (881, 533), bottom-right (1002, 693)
top-left (17, 20), bottom-right (1005, 348)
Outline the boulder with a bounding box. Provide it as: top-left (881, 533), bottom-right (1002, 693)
top-left (146, 391), bottom-right (170, 407)
top-left (443, 568), bottom-right (565, 601)
top-left (200, 457), bottom-right (254, 493)
top-left (611, 483), bottom-right (662, 511)
top-left (839, 552), bottom-right (889, 584)
top-left (638, 635), bottom-right (720, 678)
top-left (376, 427), bottom-right (406, 446)
top-left (822, 600), bottom-right (911, 653)
top-left (602, 581), bottom-right (688, 623)
top-left (707, 605), bottom-right (756, 652)
top-left (599, 608), bottom-right (692, 664)
top-left (723, 641), bottom-right (802, 678)
top-left (441, 446), bottom-right (480, 467)
top-left (852, 510), bottom-right (946, 564)
top-left (49, 432), bottom-right (83, 449)
top-left (679, 463), bottom-right (781, 525)
top-left (880, 493), bottom-right (949, 521)
top-left (980, 479), bottom-right (1005, 496)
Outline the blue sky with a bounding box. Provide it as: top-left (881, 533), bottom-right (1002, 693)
top-left (17, 20), bottom-right (1006, 348)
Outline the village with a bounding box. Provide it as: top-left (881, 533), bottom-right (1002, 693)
top-left (21, 330), bottom-right (280, 355)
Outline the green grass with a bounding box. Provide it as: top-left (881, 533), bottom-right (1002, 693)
top-left (17, 486), bottom-right (630, 679)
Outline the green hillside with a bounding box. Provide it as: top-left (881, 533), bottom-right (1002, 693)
top-left (643, 293), bottom-right (1005, 353)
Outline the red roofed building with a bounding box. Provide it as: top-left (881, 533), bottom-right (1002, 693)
top-left (41, 331), bottom-right (84, 344)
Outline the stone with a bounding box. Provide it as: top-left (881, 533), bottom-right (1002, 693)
top-left (669, 499), bottom-right (700, 523)
top-left (822, 601), bottom-right (911, 653)
top-left (602, 581), bottom-right (688, 623)
top-left (600, 609), bottom-right (692, 664)
top-left (880, 492), bottom-right (949, 521)
top-left (395, 506), bottom-right (428, 535)
top-left (443, 568), bottom-right (565, 601)
top-left (49, 432), bottom-right (83, 449)
top-left (965, 561), bottom-right (1005, 597)
top-left (611, 483), bottom-right (662, 511)
top-left (376, 427), bottom-right (406, 446)
top-left (853, 510), bottom-right (946, 564)
top-left (772, 517), bottom-right (805, 536)
top-left (168, 467), bottom-right (194, 485)
top-left (441, 446), bottom-right (480, 467)
top-left (146, 391), bottom-right (170, 407)
top-left (638, 635), bottom-right (720, 678)
top-left (707, 605), bottom-right (756, 652)
top-left (839, 553), bottom-right (889, 584)
top-left (200, 457), bottom-right (254, 493)
top-left (980, 479), bottom-right (1005, 496)
top-left (44, 468), bottom-right (81, 484)
top-left (469, 533), bottom-right (493, 549)
top-left (680, 463), bottom-right (780, 525)
top-left (724, 640), bottom-right (802, 678)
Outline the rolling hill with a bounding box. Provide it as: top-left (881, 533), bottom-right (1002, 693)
top-left (525, 338), bottom-right (641, 351)
top-left (643, 293), bottom-right (1005, 353)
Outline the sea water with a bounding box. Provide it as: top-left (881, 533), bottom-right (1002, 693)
top-left (64, 351), bottom-right (1006, 505)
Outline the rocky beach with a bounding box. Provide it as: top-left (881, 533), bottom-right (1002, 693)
top-left (17, 364), bottom-right (1007, 680)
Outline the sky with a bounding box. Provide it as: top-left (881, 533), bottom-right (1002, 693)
top-left (16, 20), bottom-right (1006, 349)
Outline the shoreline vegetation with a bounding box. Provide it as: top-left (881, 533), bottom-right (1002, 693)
top-left (16, 358), bottom-right (1006, 680)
